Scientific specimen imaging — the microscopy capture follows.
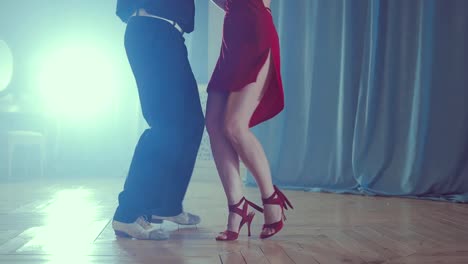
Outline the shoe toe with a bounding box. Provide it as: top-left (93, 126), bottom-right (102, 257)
top-left (189, 213), bottom-right (201, 225)
top-left (149, 229), bottom-right (169, 240)
top-left (177, 212), bottom-right (201, 225)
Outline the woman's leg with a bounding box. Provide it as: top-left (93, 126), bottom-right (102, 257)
top-left (224, 52), bottom-right (281, 236)
top-left (206, 92), bottom-right (244, 238)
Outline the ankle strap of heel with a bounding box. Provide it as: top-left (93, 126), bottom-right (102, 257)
top-left (245, 199), bottom-right (264, 213)
top-left (228, 197), bottom-right (264, 216)
top-left (262, 186), bottom-right (294, 210)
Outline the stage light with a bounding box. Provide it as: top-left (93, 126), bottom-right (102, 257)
top-left (37, 42), bottom-right (117, 120)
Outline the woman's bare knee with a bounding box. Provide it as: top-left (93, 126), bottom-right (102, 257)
top-left (224, 119), bottom-right (249, 146)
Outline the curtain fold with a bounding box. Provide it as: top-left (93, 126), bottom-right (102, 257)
top-left (247, 0), bottom-right (468, 202)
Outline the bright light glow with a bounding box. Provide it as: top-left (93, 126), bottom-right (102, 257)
top-left (0, 40), bottom-right (13, 92)
top-left (17, 189), bottom-right (107, 259)
top-left (37, 43), bottom-right (117, 120)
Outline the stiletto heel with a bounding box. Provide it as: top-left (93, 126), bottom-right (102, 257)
top-left (260, 185), bottom-right (294, 239)
top-left (216, 197), bottom-right (263, 241)
top-left (246, 211), bottom-right (255, 237)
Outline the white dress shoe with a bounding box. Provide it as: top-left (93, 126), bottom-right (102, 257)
top-left (113, 216), bottom-right (169, 240)
top-left (152, 211), bottom-right (201, 225)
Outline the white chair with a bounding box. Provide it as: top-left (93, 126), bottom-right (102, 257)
top-left (6, 130), bottom-right (46, 180)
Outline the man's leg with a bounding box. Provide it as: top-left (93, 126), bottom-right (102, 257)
top-left (154, 65), bottom-right (204, 218)
top-left (148, 34), bottom-right (205, 219)
top-left (113, 19), bottom-right (196, 236)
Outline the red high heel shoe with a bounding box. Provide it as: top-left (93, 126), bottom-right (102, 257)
top-left (216, 197), bottom-right (263, 241)
top-left (260, 185), bottom-right (294, 239)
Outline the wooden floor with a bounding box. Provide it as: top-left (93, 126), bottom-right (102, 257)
top-left (0, 168), bottom-right (467, 264)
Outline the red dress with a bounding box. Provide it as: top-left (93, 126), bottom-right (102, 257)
top-left (207, 0), bottom-right (284, 128)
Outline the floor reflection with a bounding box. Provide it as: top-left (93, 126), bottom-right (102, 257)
top-left (17, 188), bottom-right (107, 258)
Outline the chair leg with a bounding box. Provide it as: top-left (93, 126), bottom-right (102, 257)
top-left (24, 148), bottom-right (30, 179)
top-left (7, 143), bottom-right (14, 181)
top-left (39, 143), bottom-right (45, 179)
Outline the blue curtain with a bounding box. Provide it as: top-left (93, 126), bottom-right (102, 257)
top-left (247, 0), bottom-right (468, 202)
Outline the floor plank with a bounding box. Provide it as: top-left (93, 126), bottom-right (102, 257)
top-left (0, 174), bottom-right (467, 264)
